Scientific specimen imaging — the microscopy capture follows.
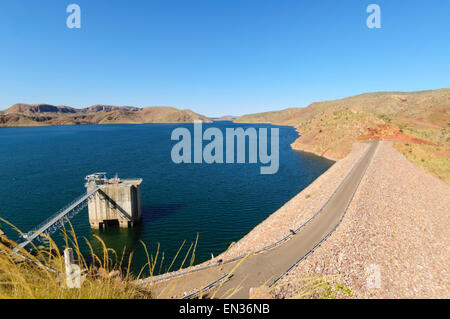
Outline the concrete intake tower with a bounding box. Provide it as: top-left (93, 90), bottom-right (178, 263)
top-left (85, 173), bottom-right (143, 229)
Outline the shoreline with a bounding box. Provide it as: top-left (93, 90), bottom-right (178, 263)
top-left (291, 146), bottom-right (340, 162)
top-left (233, 120), bottom-right (345, 161)
top-left (0, 121), bottom-right (209, 128)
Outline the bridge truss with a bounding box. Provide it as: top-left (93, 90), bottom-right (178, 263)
top-left (14, 187), bottom-right (100, 252)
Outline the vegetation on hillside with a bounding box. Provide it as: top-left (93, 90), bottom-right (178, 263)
top-left (393, 142), bottom-right (450, 184)
top-left (236, 89), bottom-right (450, 182)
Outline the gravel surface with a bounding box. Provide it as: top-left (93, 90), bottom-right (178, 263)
top-left (148, 141), bottom-right (449, 299)
top-left (276, 141), bottom-right (450, 298)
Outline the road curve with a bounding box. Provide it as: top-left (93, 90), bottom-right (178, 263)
top-left (153, 141), bottom-right (379, 299)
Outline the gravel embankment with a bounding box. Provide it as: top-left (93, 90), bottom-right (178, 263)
top-left (147, 142), bottom-right (370, 282)
top-left (276, 141), bottom-right (450, 298)
top-left (149, 141), bottom-right (449, 299)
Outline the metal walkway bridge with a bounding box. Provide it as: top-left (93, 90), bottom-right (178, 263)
top-left (14, 187), bottom-right (100, 252)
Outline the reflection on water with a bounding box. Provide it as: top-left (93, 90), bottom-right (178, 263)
top-left (142, 204), bottom-right (184, 223)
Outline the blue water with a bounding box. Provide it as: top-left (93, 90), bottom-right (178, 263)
top-left (0, 122), bottom-right (333, 275)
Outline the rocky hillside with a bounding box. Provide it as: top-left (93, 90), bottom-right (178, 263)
top-left (2, 103), bottom-right (78, 116)
top-left (0, 103), bottom-right (211, 126)
top-left (236, 89), bottom-right (450, 182)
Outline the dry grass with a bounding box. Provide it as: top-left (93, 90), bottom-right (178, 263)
top-left (246, 275), bottom-right (354, 299)
top-left (277, 276), bottom-right (354, 299)
top-left (393, 142), bottom-right (450, 184)
top-left (0, 218), bottom-right (206, 299)
top-left (0, 218), bottom-right (154, 299)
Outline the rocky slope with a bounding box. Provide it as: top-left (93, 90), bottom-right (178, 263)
top-left (0, 103), bottom-right (211, 126)
top-left (236, 89), bottom-right (450, 182)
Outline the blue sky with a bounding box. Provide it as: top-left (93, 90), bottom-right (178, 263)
top-left (0, 0), bottom-right (449, 116)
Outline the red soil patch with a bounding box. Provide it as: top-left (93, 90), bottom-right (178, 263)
top-left (358, 124), bottom-right (434, 145)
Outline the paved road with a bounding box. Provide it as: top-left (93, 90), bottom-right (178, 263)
top-left (153, 141), bottom-right (379, 299)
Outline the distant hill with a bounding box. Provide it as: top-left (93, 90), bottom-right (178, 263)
top-left (2, 103), bottom-right (78, 116)
top-left (0, 103), bottom-right (211, 126)
top-left (236, 89), bottom-right (450, 182)
top-left (83, 105), bottom-right (141, 113)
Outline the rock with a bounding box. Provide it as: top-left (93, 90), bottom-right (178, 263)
top-left (96, 267), bottom-right (107, 277)
top-left (108, 270), bottom-right (120, 278)
top-left (249, 285), bottom-right (273, 299)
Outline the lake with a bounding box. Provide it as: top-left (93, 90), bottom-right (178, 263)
top-left (0, 122), bottom-right (333, 275)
